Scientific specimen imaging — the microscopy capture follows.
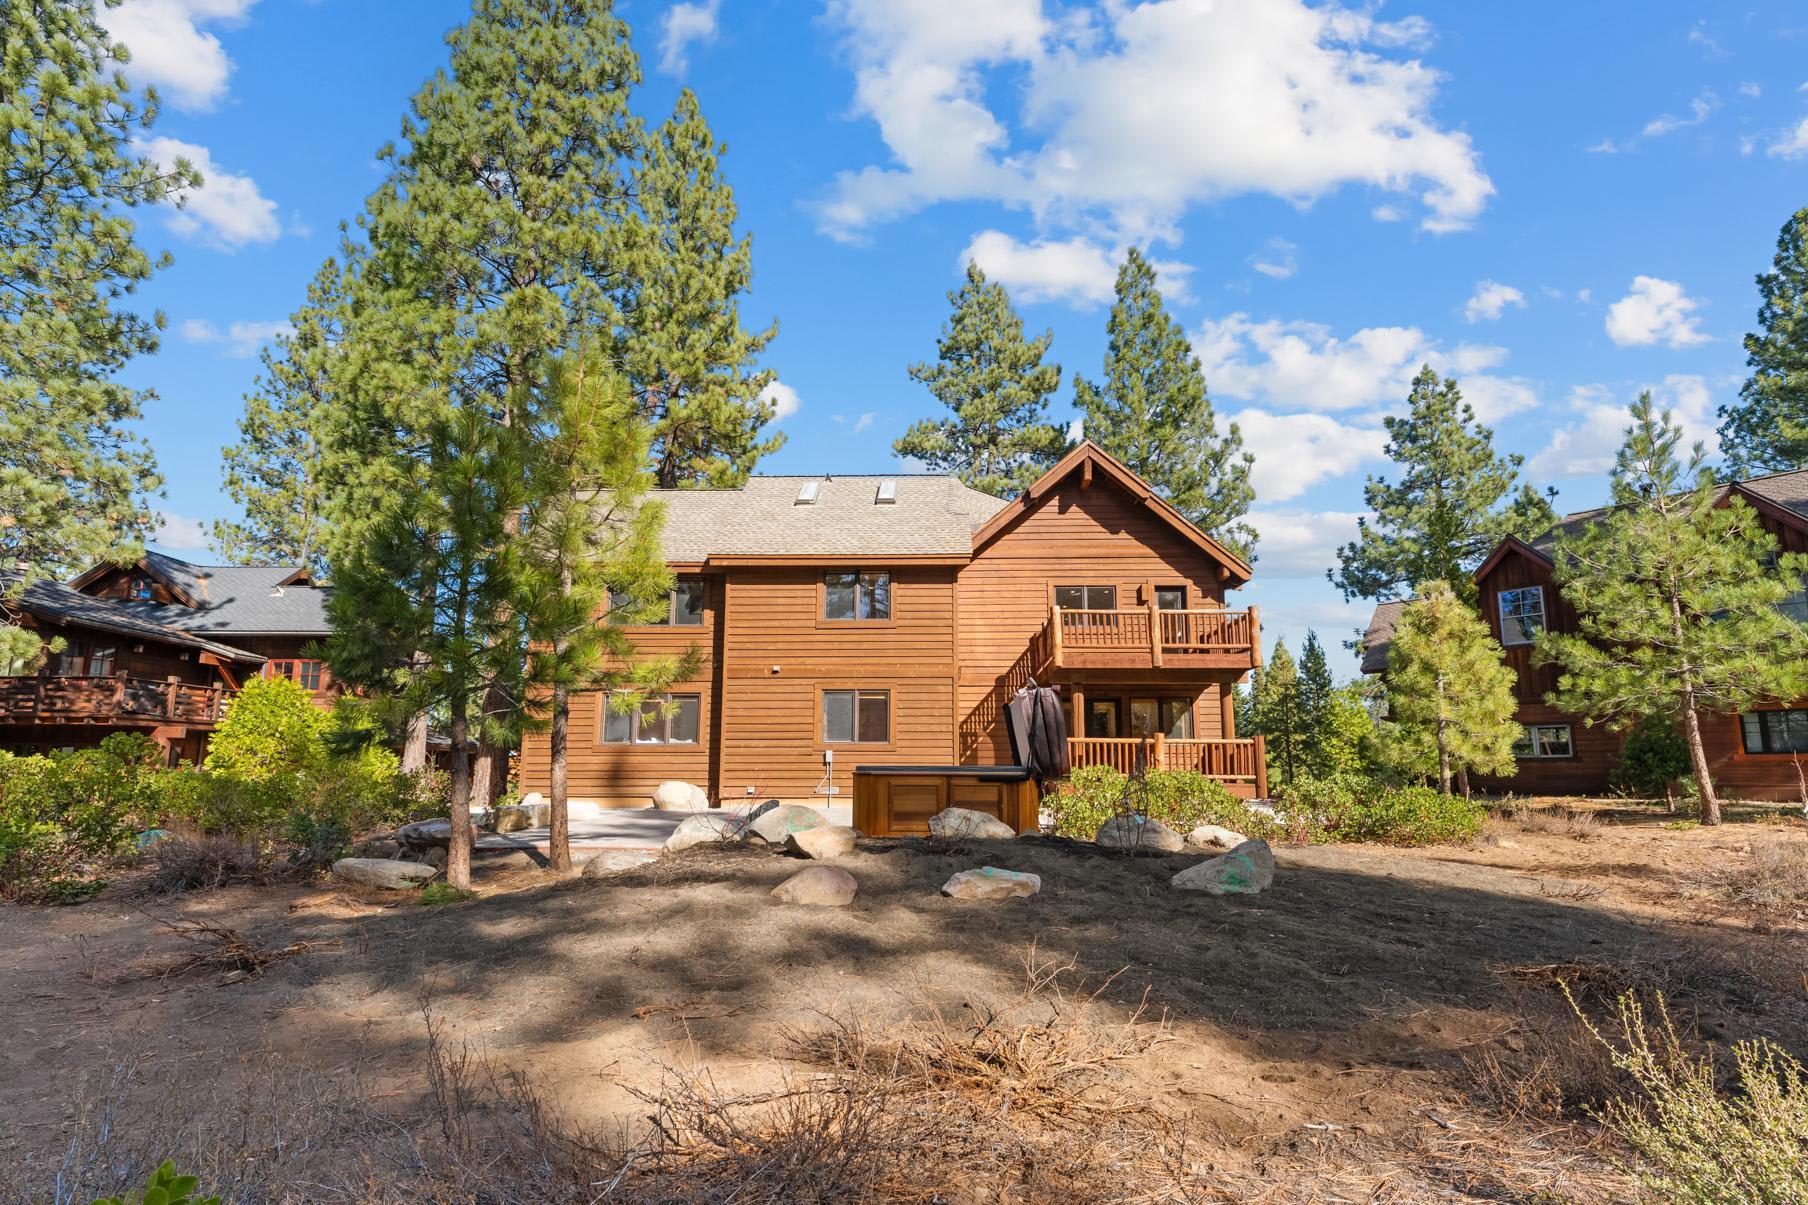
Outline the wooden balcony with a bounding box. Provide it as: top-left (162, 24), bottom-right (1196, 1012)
top-left (1044, 606), bottom-right (1260, 672)
top-left (0, 675), bottom-right (229, 727)
top-left (1068, 734), bottom-right (1268, 797)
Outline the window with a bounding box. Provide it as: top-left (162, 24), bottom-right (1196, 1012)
top-left (268, 659), bottom-right (325, 690)
top-left (1129, 698), bottom-right (1158, 738)
top-left (87, 646), bottom-right (115, 677)
top-left (609, 578), bottom-right (707, 626)
top-left (1160, 698), bottom-right (1195, 739)
top-left (53, 643), bottom-right (85, 676)
top-left (1054, 585), bottom-right (1119, 611)
top-left (601, 694), bottom-right (702, 745)
top-left (126, 576), bottom-right (153, 600)
top-left (1124, 698), bottom-right (1197, 739)
top-left (1155, 586), bottom-right (1188, 611)
top-left (1498, 586), bottom-right (1546, 646)
top-left (1741, 709), bottom-right (1808, 755)
top-left (1084, 699), bottom-right (1119, 738)
top-left (1513, 724), bottom-right (1573, 758)
top-left (824, 572), bottom-right (891, 621)
top-left (823, 689), bottom-right (890, 743)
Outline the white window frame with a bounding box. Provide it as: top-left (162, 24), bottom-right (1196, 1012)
top-left (1513, 723), bottom-right (1573, 759)
top-left (1498, 586), bottom-right (1546, 647)
top-left (601, 693), bottom-right (702, 745)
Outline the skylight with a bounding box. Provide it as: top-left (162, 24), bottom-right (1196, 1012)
top-left (875, 480), bottom-right (896, 505)
top-left (795, 481), bottom-right (820, 505)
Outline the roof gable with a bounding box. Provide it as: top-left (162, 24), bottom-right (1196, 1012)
top-left (970, 442), bottom-right (1253, 584)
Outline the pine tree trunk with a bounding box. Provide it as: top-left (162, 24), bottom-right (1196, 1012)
top-left (549, 683), bottom-right (571, 873)
top-left (1680, 695), bottom-right (1722, 825)
top-left (471, 742), bottom-right (495, 808)
top-left (1436, 677), bottom-right (1452, 794)
top-left (446, 709), bottom-right (473, 891)
top-left (1458, 766), bottom-right (1472, 800)
top-left (401, 704), bottom-right (429, 775)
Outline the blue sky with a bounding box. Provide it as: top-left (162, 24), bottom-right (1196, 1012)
top-left (107, 0), bottom-right (1808, 675)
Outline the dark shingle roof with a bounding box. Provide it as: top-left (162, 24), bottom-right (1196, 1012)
top-left (1358, 599), bottom-right (1412, 675)
top-left (1739, 467), bottom-right (1808, 520)
top-left (4, 576), bottom-right (266, 662)
top-left (648, 474), bottom-right (1010, 561)
top-left (130, 552), bottom-right (332, 635)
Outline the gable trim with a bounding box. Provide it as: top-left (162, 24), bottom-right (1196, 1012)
top-left (1473, 535), bottom-right (1552, 584)
top-left (67, 557), bottom-right (201, 608)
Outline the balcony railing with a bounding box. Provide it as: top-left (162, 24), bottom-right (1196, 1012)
top-left (1068, 734), bottom-right (1267, 796)
top-left (1046, 606), bottom-right (1260, 670)
top-left (0, 675), bottom-right (228, 726)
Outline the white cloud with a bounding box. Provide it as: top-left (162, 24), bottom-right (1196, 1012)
top-left (1197, 313), bottom-right (1541, 425)
top-left (154, 510), bottom-right (212, 552)
top-left (1586, 137), bottom-right (1621, 155)
top-left (1249, 238), bottom-right (1298, 280)
top-left (1604, 276), bottom-right (1710, 348)
top-left (179, 317), bottom-right (291, 357)
top-left (98, 0), bottom-right (256, 112)
top-left (758, 379), bottom-right (801, 421)
top-left (658, 0), bottom-right (721, 75)
top-left (1641, 91), bottom-right (1718, 138)
top-left (1768, 116), bottom-right (1808, 160)
top-left (1245, 509), bottom-right (1366, 577)
top-left (1232, 410), bottom-right (1384, 503)
top-left (1463, 279), bottom-right (1525, 323)
top-left (138, 137), bottom-right (281, 248)
top-left (1739, 82), bottom-right (1762, 99)
top-left (962, 230), bottom-right (1116, 304)
top-left (820, 0), bottom-right (1493, 241)
top-left (852, 412), bottom-right (877, 433)
top-left (1526, 375), bottom-right (1720, 479)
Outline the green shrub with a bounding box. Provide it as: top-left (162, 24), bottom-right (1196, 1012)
top-left (204, 676), bottom-right (328, 782)
top-left (1049, 766), bottom-right (1271, 840)
top-left (1328, 783), bottom-right (1485, 846)
top-left (154, 768), bottom-right (290, 838)
top-left (89, 1159), bottom-right (220, 1205)
top-left (1610, 715), bottom-right (1692, 801)
top-left (0, 734), bottom-right (162, 901)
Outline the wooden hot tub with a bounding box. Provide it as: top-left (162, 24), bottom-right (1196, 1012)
top-left (852, 765), bottom-right (1040, 838)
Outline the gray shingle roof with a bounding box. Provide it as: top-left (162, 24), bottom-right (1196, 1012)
top-left (1358, 599), bottom-right (1411, 675)
top-left (1740, 467), bottom-right (1808, 520)
top-left (648, 474), bottom-right (1009, 561)
top-left (3, 576), bottom-right (267, 662)
top-left (132, 552), bottom-right (332, 635)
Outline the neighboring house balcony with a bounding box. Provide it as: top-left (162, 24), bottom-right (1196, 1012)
top-left (0, 675), bottom-right (231, 728)
top-left (1067, 733), bottom-right (1268, 797)
top-left (1042, 606), bottom-right (1261, 672)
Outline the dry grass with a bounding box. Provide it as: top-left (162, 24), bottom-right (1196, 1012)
top-left (1499, 804), bottom-right (1602, 840)
top-left (1695, 839), bottom-right (1808, 907)
top-left (133, 917), bottom-right (343, 985)
top-left (141, 836), bottom-right (283, 895)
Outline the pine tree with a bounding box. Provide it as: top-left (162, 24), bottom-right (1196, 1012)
top-left (1074, 249), bottom-right (1256, 559)
top-left (1332, 366), bottom-right (1553, 603)
top-left (518, 352), bottom-right (700, 870)
top-left (894, 262), bottom-right (1068, 496)
top-left (1542, 393), bottom-right (1808, 824)
top-left (1298, 631), bottom-right (1335, 737)
top-left (1719, 207), bottom-right (1808, 474)
top-left (2, 1), bottom-right (196, 598)
top-left (1250, 639), bottom-right (1306, 788)
top-left (1385, 581), bottom-right (1520, 793)
top-left (214, 259), bottom-right (344, 576)
top-left (622, 89), bottom-right (780, 488)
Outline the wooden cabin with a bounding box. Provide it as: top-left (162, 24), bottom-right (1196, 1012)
top-left (516, 442), bottom-right (1267, 808)
top-left (1360, 467), bottom-right (1808, 800)
top-left (0, 552), bottom-right (333, 764)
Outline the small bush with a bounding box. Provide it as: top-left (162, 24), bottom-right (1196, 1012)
top-left (0, 734), bottom-right (162, 902)
top-left (1048, 766), bottom-right (1268, 840)
top-left (418, 882), bottom-right (476, 906)
top-left (143, 836), bottom-right (272, 895)
top-left (203, 676), bottom-right (328, 782)
top-left (88, 1158), bottom-right (220, 1205)
top-left (1328, 784), bottom-right (1486, 846)
top-left (1611, 716), bottom-right (1692, 801)
top-left (1576, 991), bottom-right (1808, 1204)
top-left (1698, 841), bottom-right (1808, 906)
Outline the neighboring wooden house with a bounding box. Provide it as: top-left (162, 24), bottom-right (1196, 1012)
top-left (1360, 467), bottom-right (1808, 800)
top-left (1, 552), bottom-right (332, 763)
top-left (516, 443), bottom-right (1266, 808)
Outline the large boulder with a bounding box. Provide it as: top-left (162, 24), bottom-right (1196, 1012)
top-left (1171, 839), bottom-right (1275, 895)
top-left (396, 819), bottom-right (452, 850)
top-left (491, 803), bottom-right (549, 834)
top-left (582, 850), bottom-right (659, 877)
top-left (770, 865), bottom-right (857, 906)
top-left (748, 804), bottom-right (827, 845)
top-left (665, 813), bottom-right (748, 852)
top-left (941, 866), bottom-right (1040, 900)
top-left (928, 807), bottom-right (1017, 841)
top-left (1095, 814), bottom-right (1185, 854)
top-left (520, 791), bottom-right (546, 809)
top-left (651, 781), bottom-right (711, 811)
top-left (331, 858), bottom-right (440, 890)
top-left (1185, 823), bottom-right (1247, 852)
top-left (746, 799), bottom-right (781, 825)
top-left (786, 825), bottom-right (857, 860)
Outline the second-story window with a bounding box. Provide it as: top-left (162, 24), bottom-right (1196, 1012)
top-left (1497, 586), bottom-right (1545, 646)
top-left (126, 576), bottom-right (154, 600)
top-left (1155, 586), bottom-right (1188, 610)
top-left (1055, 585), bottom-right (1118, 611)
top-left (824, 572), bottom-right (890, 621)
top-left (88, 646), bottom-right (116, 677)
top-left (609, 578), bottom-right (706, 626)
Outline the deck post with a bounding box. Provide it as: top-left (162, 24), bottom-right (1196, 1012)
top-left (1248, 605), bottom-right (1262, 666)
top-left (111, 671), bottom-right (126, 718)
top-left (1254, 733), bottom-right (1268, 798)
top-left (1051, 605), bottom-right (1064, 667)
top-left (1151, 732), bottom-right (1165, 771)
top-left (1146, 602), bottom-right (1164, 668)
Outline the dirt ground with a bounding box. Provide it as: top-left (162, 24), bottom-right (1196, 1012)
top-left (4, 801), bottom-right (1807, 1201)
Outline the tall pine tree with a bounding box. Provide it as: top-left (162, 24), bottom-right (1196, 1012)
top-left (214, 259), bottom-right (344, 576)
top-left (894, 262), bottom-right (1068, 496)
top-left (2, 1), bottom-right (194, 604)
top-left (1074, 249), bottom-right (1257, 559)
top-left (1332, 365), bottom-right (1554, 603)
top-left (1719, 207), bottom-right (1808, 474)
top-left (1386, 581), bottom-right (1520, 794)
top-left (1542, 393), bottom-right (1808, 824)
top-left (1250, 639), bottom-right (1306, 788)
top-left (621, 88), bottom-right (780, 488)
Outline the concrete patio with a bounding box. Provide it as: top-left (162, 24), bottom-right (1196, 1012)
top-left (477, 802), bottom-right (856, 854)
